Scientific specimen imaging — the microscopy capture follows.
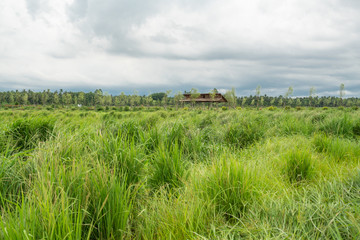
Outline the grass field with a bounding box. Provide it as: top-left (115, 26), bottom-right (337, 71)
top-left (0, 107), bottom-right (359, 239)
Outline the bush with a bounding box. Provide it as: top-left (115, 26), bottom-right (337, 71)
top-left (221, 106), bottom-right (228, 111)
top-left (267, 106), bottom-right (276, 111)
top-left (322, 107), bottom-right (328, 110)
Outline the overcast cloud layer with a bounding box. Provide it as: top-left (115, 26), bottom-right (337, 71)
top-left (0, 0), bottom-right (359, 96)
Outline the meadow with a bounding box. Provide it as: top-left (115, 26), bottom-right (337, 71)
top-left (0, 106), bottom-right (359, 239)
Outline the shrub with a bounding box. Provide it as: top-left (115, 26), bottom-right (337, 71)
top-left (236, 107), bottom-right (242, 110)
top-left (322, 107), bottom-right (328, 110)
top-left (267, 106), bottom-right (276, 111)
top-left (221, 106), bottom-right (228, 111)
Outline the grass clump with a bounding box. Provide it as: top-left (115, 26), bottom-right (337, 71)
top-left (319, 114), bottom-right (354, 138)
top-left (313, 134), bottom-right (360, 162)
top-left (5, 117), bottom-right (55, 151)
top-left (149, 143), bottom-right (187, 190)
top-left (198, 156), bottom-right (256, 219)
top-left (283, 149), bottom-right (314, 183)
top-left (225, 121), bottom-right (264, 148)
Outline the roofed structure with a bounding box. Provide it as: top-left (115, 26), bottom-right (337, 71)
top-left (180, 93), bottom-right (228, 103)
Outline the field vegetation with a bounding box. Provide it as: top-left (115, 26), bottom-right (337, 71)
top-left (0, 106), bottom-right (359, 239)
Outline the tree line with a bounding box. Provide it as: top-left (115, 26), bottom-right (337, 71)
top-left (0, 85), bottom-right (359, 108)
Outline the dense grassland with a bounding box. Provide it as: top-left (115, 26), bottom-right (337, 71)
top-left (0, 107), bottom-right (360, 239)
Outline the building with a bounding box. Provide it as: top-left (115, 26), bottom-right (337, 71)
top-left (180, 93), bottom-right (228, 103)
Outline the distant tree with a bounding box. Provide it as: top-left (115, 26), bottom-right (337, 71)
top-left (209, 89), bottom-right (217, 108)
top-left (284, 86), bottom-right (293, 107)
top-left (285, 86), bottom-right (293, 98)
top-left (278, 98), bottom-right (283, 107)
top-left (163, 90), bottom-right (172, 109)
top-left (270, 98), bottom-right (275, 106)
top-left (340, 83), bottom-right (345, 106)
top-left (225, 87), bottom-right (236, 108)
top-left (150, 92), bottom-right (166, 101)
top-left (94, 89), bottom-right (104, 106)
top-left (174, 91), bottom-right (184, 110)
top-left (78, 92), bottom-right (85, 105)
top-left (8, 93), bottom-right (14, 104)
top-left (119, 92), bottom-right (126, 106)
top-left (241, 97), bottom-right (247, 107)
top-left (309, 87), bottom-right (316, 107)
top-left (20, 92), bottom-right (28, 105)
top-left (104, 92), bottom-right (112, 106)
top-left (190, 88), bottom-right (200, 108)
top-left (256, 85), bottom-right (261, 108)
top-left (250, 99), bottom-right (255, 107)
top-left (63, 93), bottom-right (72, 105)
top-left (40, 90), bottom-right (49, 105)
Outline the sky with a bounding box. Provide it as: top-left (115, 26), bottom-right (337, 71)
top-left (0, 0), bottom-right (359, 96)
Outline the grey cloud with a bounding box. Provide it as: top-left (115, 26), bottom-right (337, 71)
top-left (25, 0), bottom-right (49, 18)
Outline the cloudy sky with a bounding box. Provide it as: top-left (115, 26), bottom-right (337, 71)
top-left (0, 0), bottom-right (359, 96)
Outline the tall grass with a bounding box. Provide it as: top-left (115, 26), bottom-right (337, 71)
top-left (283, 149), bottom-right (314, 183)
top-left (197, 156), bottom-right (257, 220)
top-left (0, 108), bottom-right (360, 239)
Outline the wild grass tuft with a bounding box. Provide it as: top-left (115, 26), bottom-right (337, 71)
top-left (5, 117), bottom-right (55, 151)
top-left (225, 120), bottom-right (264, 148)
top-left (198, 156), bottom-right (256, 219)
top-left (283, 149), bottom-right (314, 183)
top-left (149, 142), bottom-right (187, 190)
